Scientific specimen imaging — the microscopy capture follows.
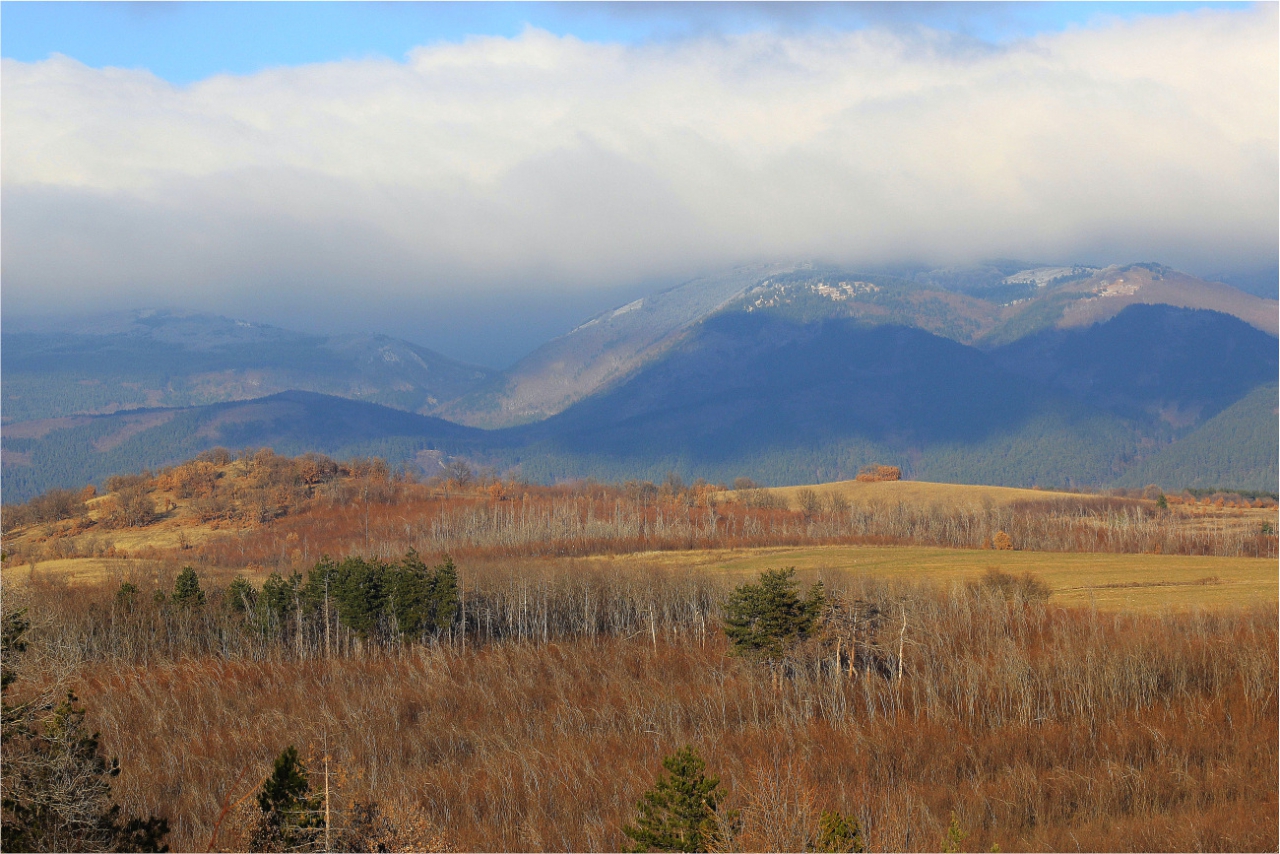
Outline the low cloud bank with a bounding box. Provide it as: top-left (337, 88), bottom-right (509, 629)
top-left (2, 6), bottom-right (1275, 348)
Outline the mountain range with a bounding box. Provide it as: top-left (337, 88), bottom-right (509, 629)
top-left (2, 262), bottom-right (1276, 502)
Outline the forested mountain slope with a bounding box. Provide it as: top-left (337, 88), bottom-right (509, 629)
top-left (511, 303), bottom-right (1277, 489)
top-left (1115, 385), bottom-right (1279, 492)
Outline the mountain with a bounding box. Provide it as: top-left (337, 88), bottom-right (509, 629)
top-left (441, 261), bottom-right (1276, 428)
top-left (1, 310), bottom-right (494, 424)
top-left (4, 304), bottom-right (1274, 501)
top-left (508, 303), bottom-right (1275, 488)
top-left (992, 304), bottom-right (1278, 425)
top-left (4, 263), bottom-right (1271, 433)
top-left (435, 262), bottom-right (800, 428)
top-left (0, 391), bottom-right (490, 503)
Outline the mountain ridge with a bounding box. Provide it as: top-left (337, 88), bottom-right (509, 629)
top-left (4, 303), bottom-right (1274, 502)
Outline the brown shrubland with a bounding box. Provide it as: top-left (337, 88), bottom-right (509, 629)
top-left (4, 564), bottom-right (1276, 852)
top-left (3, 452), bottom-right (1275, 851)
top-left (5, 451), bottom-right (1276, 572)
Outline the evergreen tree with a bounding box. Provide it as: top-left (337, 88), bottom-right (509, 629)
top-left (721, 568), bottom-right (824, 660)
top-left (622, 746), bottom-right (729, 853)
top-left (809, 810), bottom-right (866, 853)
top-left (114, 582), bottom-right (139, 611)
top-left (389, 550), bottom-right (433, 639)
top-left (171, 567), bottom-right (204, 608)
top-left (251, 746), bottom-right (323, 852)
top-left (331, 557), bottom-right (388, 640)
top-left (225, 575), bottom-right (258, 615)
top-left (1, 611), bottom-right (169, 852)
top-left (259, 572), bottom-right (301, 633)
top-left (426, 554), bottom-right (460, 636)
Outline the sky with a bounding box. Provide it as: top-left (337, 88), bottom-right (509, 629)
top-left (2, 1), bottom-right (1276, 367)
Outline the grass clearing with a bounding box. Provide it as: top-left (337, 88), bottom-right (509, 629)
top-left (578, 544), bottom-right (1277, 612)
top-left (5, 544), bottom-right (1274, 614)
top-left (754, 478), bottom-right (1085, 509)
top-left (2, 557), bottom-right (162, 587)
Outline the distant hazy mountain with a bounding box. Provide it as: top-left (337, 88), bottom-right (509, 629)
top-left (8, 302), bottom-right (1269, 502)
top-left (4, 263), bottom-right (1271, 433)
top-left (435, 262), bottom-right (800, 428)
top-left (440, 261), bottom-right (1277, 428)
top-left (507, 303), bottom-right (1272, 486)
top-left (1, 310), bottom-right (493, 424)
top-left (0, 390), bottom-right (490, 502)
top-left (3, 263), bottom-right (1275, 501)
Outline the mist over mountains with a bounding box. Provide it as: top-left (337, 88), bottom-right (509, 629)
top-left (2, 261), bottom-right (1276, 502)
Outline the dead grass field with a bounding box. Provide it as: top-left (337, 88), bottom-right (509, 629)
top-left (7, 543), bottom-right (1274, 614)
top-left (2, 557), bottom-right (165, 587)
top-left (755, 479), bottom-right (1082, 509)
top-left (576, 544), bottom-right (1276, 612)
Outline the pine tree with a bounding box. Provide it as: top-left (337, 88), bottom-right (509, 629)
top-left (941, 812), bottom-right (967, 854)
top-left (622, 746), bottom-right (729, 853)
top-left (171, 566), bottom-right (205, 608)
top-left (721, 568), bottom-right (824, 661)
top-left (225, 575), bottom-right (258, 615)
top-left (1, 611), bottom-right (169, 852)
top-left (251, 746), bottom-right (324, 852)
top-left (809, 810), bottom-right (866, 853)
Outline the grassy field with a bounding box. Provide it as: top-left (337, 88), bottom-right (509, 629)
top-left (9, 543), bottom-right (1274, 613)
top-left (579, 544), bottom-right (1277, 612)
top-left (755, 479), bottom-right (1085, 508)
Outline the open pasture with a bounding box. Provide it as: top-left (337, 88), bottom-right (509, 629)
top-left (6, 542), bottom-right (1275, 614)
top-left (580, 544), bottom-right (1277, 612)
top-left (756, 478), bottom-right (1086, 509)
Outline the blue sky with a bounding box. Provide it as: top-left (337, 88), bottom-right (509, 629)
top-left (0, 1), bottom-right (1251, 84)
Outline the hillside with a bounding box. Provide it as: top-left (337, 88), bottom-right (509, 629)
top-left (1115, 384), bottom-right (1279, 492)
top-left (1, 309), bottom-right (493, 423)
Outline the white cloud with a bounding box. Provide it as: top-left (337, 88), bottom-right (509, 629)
top-left (2, 5), bottom-right (1276, 322)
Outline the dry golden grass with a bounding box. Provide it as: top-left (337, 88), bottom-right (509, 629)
top-left (577, 544), bottom-right (1277, 613)
top-left (6, 542), bottom-right (1274, 614)
top-left (1, 556), bottom-right (162, 587)
top-left (754, 478), bottom-right (1084, 509)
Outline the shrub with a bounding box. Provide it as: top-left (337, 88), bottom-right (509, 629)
top-left (172, 567), bottom-right (205, 608)
top-left (1, 610), bottom-right (168, 853)
top-left (974, 569), bottom-right (1052, 603)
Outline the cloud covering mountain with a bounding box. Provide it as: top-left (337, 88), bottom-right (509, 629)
top-left (2, 4), bottom-right (1275, 363)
